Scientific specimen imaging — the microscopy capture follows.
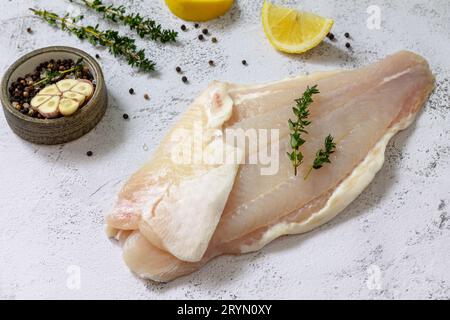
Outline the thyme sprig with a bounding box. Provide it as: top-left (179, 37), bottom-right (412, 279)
top-left (30, 8), bottom-right (156, 72)
top-left (33, 58), bottom-right (84, 88)
top-left (287, 85), bottom-right (319, 175)
top-left (304, 134), bottom-right (336, 180)
top-left (77, 0), bottom-right (177, 43)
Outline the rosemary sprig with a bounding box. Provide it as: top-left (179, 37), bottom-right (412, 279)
top-left (76, 0), bottom-right (177, 43)
top-left (304, 134), bottom-right (336, 180)
top-left (287, 85), bottom-right (320, 175)
top-left (30, 8), bottom-right (156, 72)
top-left (33, 58), bottom-right (84, 87)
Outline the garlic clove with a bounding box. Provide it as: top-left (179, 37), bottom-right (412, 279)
top-left (56, 79), bottom-right (79, 92)
top-left (37, 84), bottom-right (61, 96)
top-left (71, 80), bottom-right (94, 99)
top-left (30, 95), bottom-right (52, 110)
top-left (63, 91), bottom-right (86, 105)
top-left (59, 98), bottom-right (80, 116)
top-left (38, 96), bottom-right (60, 118)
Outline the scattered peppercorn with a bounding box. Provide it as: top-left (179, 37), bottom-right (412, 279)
top-left (26, 27), bottom-right (32, 34)
top-left (202, 29), bottom-right (208, 35)
top-left (212, 37), bottom-right (218, 43)
top-left (176, 66), bottom-right (182, 73)
top-left (181, 24), bottom-right (187, 31)
top-left (242, 60), bottom-right (247, 66)
top-left (209, 60), bottom-right (214, 66)
top-left (182, 76), bottom-right (188, 83)
top-left (198, 34), bottom-right (204, 41)
top-left (95, 54), bottom-right (100, 59)
top-left (144, 93), bottom-right (150, 100)
top-left (123, 113), bottom-right (129, 119)
top-left (86, 151), bottom-right (93, 157)
top-left (194, 23), bottom-right (199, 28)
top-left (344, 32), bottom-right (350, 38)
top-left (129, 88), bottom-right (135, 95)
top-left (345, 42), bottom-right (351, 48)
top-left (327, 32), bottom-right (335, 40)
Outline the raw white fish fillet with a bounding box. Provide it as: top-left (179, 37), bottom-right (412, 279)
top-left (106, 51), bottom-right (434, 282)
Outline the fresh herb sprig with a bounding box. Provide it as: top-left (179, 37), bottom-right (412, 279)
top-left (77, 0), bottom-right (177, 43)
top-left (287, 85), bottom-right (320, 175)
top-left (304, 134), bottom-right (336, 180)
top-left (33, 58), bottom-right (84, 88)
top-left (30, 8), bottom-right (156, 72)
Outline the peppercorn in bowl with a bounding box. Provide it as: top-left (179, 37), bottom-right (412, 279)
top-left (1, 46), bottom-right (107, 145)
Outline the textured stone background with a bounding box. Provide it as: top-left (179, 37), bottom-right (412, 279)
top-left (0, 0), bottom-right (449, 299)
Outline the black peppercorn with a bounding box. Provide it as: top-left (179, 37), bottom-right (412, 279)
top-left (194, 23), bottom-right (199, 28)
top-left (345, 42), bottom-right (351, 48)
top-left (123, 113), bottom-right (129, 119)
top-left (129, 88), bottom-right (135, 95)
top-left (144, 94), bottom-right (150, 100)
top-left (26, 27), bottom-right (32, 34)
top-left (242, 60), bottom-right (247, 65)
top-left (95, 54), bottom-right (100, 59)
top-left (344, 32), bottom-right (350, 38)
top-left (202, 29), bottom-right (208, 35)
top-left (176, 66), bottom-right (182, 73)
top-left (198, 34), bottom-right (204, 41)
top-left (209, 60), bottom-right (214, 66)
top-left (327, 32), bottom-right (335, 40)
top-left (182, 76), bottom-right (188, 83)
top-left (86, 151), bottom-right (93, 157)
top-left (181, 25), bottom-right (187, 31)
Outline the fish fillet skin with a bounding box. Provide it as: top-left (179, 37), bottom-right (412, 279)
top-left (107, 51), bottom-right (435, 281)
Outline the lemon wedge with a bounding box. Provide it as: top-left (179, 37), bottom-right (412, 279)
top-left (261, 1), bottom-right (334, 53)
top-left (165, 0), bottom-right (234, 22)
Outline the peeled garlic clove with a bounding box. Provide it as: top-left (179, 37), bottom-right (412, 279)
top-left (59, 98), bottom-right (80, 116)
top-left (56, 79), bottom-right (79, 92)
top-left (38, 96), bottom-right (60, 118)
top-left (71, 80), bottom-right (94, 99)
top-left (30, 95), bottom-right (52, 110)
top-left (37, 84), bottom-right (61, 96)
top-left (63, 91), bottom-right (86, 105)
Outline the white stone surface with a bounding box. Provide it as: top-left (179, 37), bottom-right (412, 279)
top-left (0, 0), bottom-right (449, 299)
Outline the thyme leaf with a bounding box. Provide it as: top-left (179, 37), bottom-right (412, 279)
top-left (30, 8), bottom-right (156, 72)
top-left (77, 0), bottom-right (177, 43)
top-left (304, 134), bottom-right (336, 180)
top-left (287, 85), bottom-right (319, 175)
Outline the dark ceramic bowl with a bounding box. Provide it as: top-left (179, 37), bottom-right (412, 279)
top-left (1, 46), bottom-right (107, 145)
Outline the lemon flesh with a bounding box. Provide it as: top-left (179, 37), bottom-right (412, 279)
top-left (165, 0), bottom-right (234, 22)
top-left (262, 1), bottom-right (334, 53)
